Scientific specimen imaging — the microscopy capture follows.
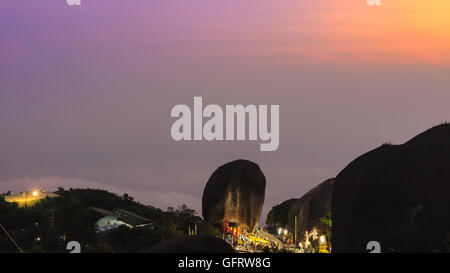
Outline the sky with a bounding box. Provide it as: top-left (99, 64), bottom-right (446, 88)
top-left (1, 0), bottom-right (450, 223)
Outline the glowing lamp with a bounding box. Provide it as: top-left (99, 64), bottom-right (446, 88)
top-left (319, 235), bottom-right (326, 244)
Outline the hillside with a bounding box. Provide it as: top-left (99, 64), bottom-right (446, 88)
top-left (0, 188), bottom-right (214, 253)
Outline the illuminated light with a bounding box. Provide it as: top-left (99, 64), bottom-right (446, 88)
top-left (320, 235), bottom-right (326, 244)
top-left (32, 191), bottom-right (39, 197)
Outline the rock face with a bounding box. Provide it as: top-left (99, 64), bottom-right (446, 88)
top-left (267, 179), bottom-right (334, 242)
top-left (333, 124), bottom-right (450, 252)
top-left (266, 198), bottom-right (297, 228)
top-left (140, 235), bottom-right (234, 253)
top-left (288, 179), bottom-right (334, 241)
top-left (202, 159), bottom-right (266, 232)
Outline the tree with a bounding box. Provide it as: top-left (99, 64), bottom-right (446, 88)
top-left (319, 202), bottom-right (332, 242)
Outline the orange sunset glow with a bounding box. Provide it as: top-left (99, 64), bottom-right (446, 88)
top-left (311, 0), bottom-right (450, 64)
top-left (233, 0), bottom-right (450, 65)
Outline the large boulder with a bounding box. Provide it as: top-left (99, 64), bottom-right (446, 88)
top-left (202, 159), bottom-right (266, 232)
top-left (332, 124), bottom-right (450, 252)
top-left (266, 179), bottom-right (334, 242)
top-left (266, 198), bottom-right (298, 229)
top-left (288, 178), bottom-right (334, 242)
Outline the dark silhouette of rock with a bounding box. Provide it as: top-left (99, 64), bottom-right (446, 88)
top-left (288, 179), bottom-right (334, 242)
top-left (266, 198), bottom-right (297, 228)
top-left (332, 124), bottom-right (450, 252)
top-left (140, 235), bottom-right (234, 253)
top-left (202, 159), bottom-right (266, 232)
top-left (267, 179), bottom-right (334, 242)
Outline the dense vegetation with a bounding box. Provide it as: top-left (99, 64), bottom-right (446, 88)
top-left (0, 188), bottom-right (218, 253)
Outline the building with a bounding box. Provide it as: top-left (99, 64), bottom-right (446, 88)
top-left (88, 207), bottom-right (153, 233)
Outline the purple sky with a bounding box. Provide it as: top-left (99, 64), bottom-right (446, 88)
top-left (1, 0), bottom-right (450, 222)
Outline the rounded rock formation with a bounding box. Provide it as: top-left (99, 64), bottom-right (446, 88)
top-left (288, 178), bottom-right (334, 242)
top-left (202, 159), bottom-right (266, 233)
top-left (332, 124), bottom-right (450, 252)
top-left (267, 179), bottom-right (334, 242)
